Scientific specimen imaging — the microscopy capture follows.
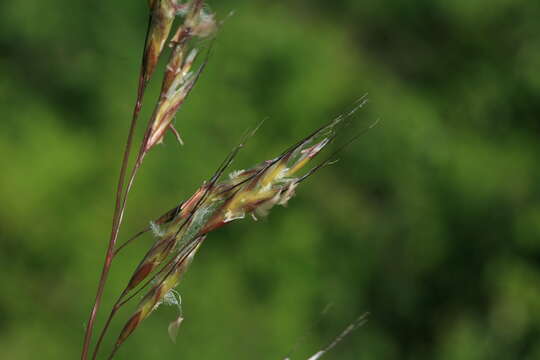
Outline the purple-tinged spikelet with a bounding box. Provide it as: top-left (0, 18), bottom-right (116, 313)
top-left (144, 0), bottom-right (218, 152)
top-left (112, 112), bottom-right (366, 351)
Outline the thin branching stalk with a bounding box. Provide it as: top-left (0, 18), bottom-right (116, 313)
top-left (304, 313), bottom-right (369, 360)
top-left (80, 21), bottom-right (152, 360)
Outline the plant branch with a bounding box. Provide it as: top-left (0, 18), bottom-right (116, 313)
top-left (81, 35), bottom-right (150, 360)
top-left (91, 288), bottom-right (130, 360)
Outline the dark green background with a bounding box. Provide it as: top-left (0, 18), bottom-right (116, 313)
top-left (1, 1), bottom-right (539, 359)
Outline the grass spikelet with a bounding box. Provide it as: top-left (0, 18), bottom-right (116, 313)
top-left (112, 237), bottom-right (204, 354)
top-left (142, 0), bottom-right (176, 85)
top-left (139, 112), bottom-right (360, 291)
top-left (108, 112), bottom-right (365, 358)
top-left (144, 0), bottom-right (218, 152)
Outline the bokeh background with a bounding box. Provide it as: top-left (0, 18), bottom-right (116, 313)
top-left (1, 0), bottom-right (540, 359)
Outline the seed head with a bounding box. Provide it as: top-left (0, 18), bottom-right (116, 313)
top-left (144, 0), bottom-right (218, 153)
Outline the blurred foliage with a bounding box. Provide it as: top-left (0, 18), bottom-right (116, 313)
top-left (1, 0), bottom-right (539, 359)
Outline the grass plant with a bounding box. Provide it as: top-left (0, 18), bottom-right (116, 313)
top-left (81, 1), bottom-right (368, 359)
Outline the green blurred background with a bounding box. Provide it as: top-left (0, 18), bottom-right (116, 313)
top-left (1, 0), bottom-right (539, 359)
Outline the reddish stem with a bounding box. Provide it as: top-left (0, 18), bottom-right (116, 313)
top-left (90, 286), bottom-right (130, 360)
top-left (81, 76), bottom-right (146, 360)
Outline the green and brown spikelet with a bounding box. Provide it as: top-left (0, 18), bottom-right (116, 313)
top-left (116, 236), bottom-right (204, 347)
top-left (142, 0), bottom-right (176, 85)
top-left (141, 0), bottom-right (215, 85)
top-left (111, 106), bottom-right (368, 355)
top-left (144, 0), bottom-right (218, 153)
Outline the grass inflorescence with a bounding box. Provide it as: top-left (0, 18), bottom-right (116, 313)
top-left (81, 1), bottom-right (369, 359)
